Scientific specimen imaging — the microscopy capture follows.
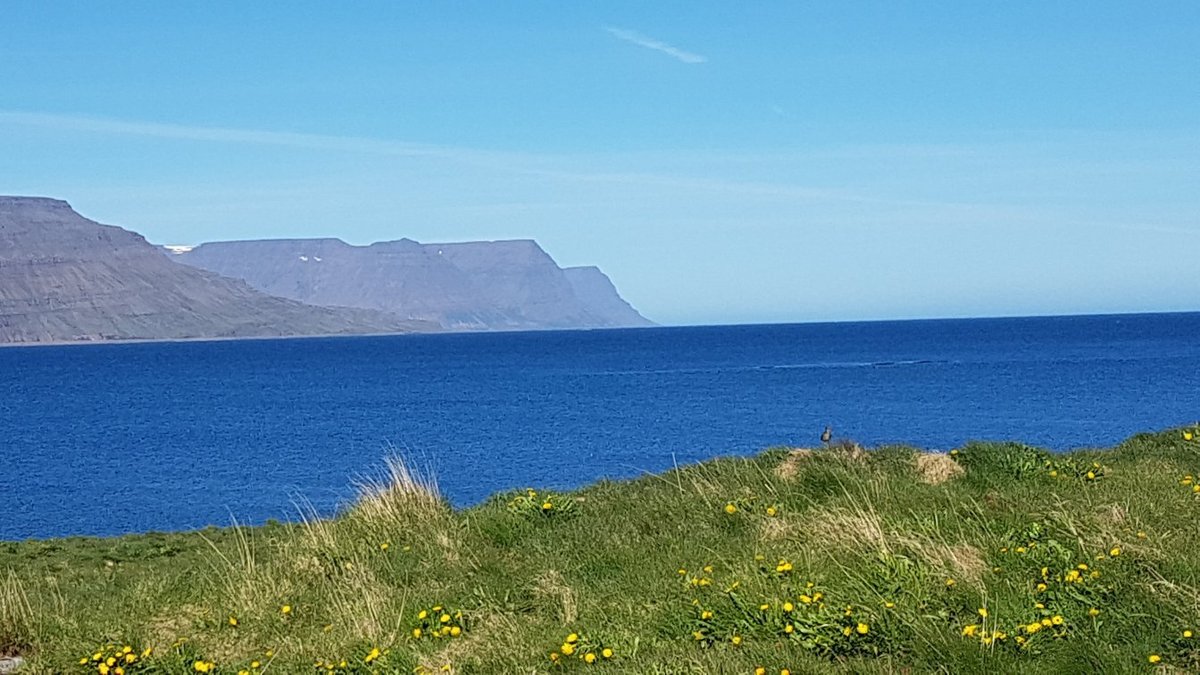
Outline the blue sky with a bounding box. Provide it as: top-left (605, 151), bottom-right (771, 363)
top-left (2, 1), bottom-right (1197, 325)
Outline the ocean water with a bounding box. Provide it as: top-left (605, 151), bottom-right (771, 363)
top-left (1, 313), bottom-right (1197, 540)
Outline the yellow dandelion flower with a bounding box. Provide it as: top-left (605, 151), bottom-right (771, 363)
top-left (1138, 531), bottom-right (1147, 539)
top-left (440, 613), bottom-right (451, 624)
top-left (450, 626), bottom-right (462, 637)
top-left (731, 635), bottom-right (742, 645)
top-left (755, 668), bottom-right (766, 675)
top-left (365, 648), bottom-right (381, 664)
top-left (418, 609), bottom-right (428, 619)
top-left (228, 616), bottom-right (238, 627)
top-left (1149, 654), bottom-right (1161, 663)
top-left (724, 503), bottom-right (738, 514)
top-left (884, 601), bottom-right (895, 608)
top-left (1086, 471), bottom-right (1095, 480)
top-left (412, 628), bottom-right (422, 638)
top-left (1184, 630), bottom-right (1193, 639)
top-left (783, 601), bottom-right (794, 612)
top-left (1088, 608), bottom-right (1101, 616)
top-left (541, 501), bottom-right (553, 511)
top-left (280, 605), bottom-right (292, 615)
top-left (1185, 431), bottom-right (1194, 441)
top-left (978, 608), bottom-right (988, 618)
top-left (857, 622), bottom-right (870, 634)
top-left (566, 632), bottom-right (579, 643)
top-left (1037, 583), bottom-right (1047, 592)
top-left (584, 652), bottom-right (596, 664)
top-left (962, 624), bottom-right (979, 637)
top-left (1026, 622), bottom-right (1042, 634)
top-left (1015, 546), bottom-right (1027, 554)
top-left (549, 653), bottom-right (559, 662)
top-left (561, 642), bottom-right (576, 655)
top-left (701, 610), bottom-right (713, 619)
top-left (1041, 618), bottom-right (1052, 627)
top-left (760, 603), bottom-right (770, 611)
top-left (601, 648), bottom-right (613, 659)
top-left (251, 661), bottom-right (260, 668)
top-left (1109, 547), bottom-right (1121, 557)
top-left (799, 594), bottom-right (813, 604)
top-left (945, 578), bottom-right (956, 587)
top-left (785, 623), bottom-right (795, 634)
top-left (1051, 615), bottom-right (1064, 626)
top-left (98, 666), bottom-right (109, 675)
top-left (766, 506), bottom-right (777, 517)
top-left (842, 626), bottom-right (852, 636)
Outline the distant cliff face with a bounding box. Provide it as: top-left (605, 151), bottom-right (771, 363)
top-left (0, 197), bottom-right (431, 343)
top-left (176, 237), bottom-right (653, 330)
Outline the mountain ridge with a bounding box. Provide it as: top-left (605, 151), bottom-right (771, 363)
top-left (0, 197), bottom-right (434, 343)
top-left (175, 236), bottom-right (653, 331)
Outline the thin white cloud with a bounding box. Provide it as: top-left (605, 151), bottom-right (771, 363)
top-left (604, 26), bottom-right (707, 64)
top-left (0, 110), bottom-right (458, 158)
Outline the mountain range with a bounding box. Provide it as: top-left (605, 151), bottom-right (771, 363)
top-left (0, 196), bottom-right (651, 344)
top-left (174, 238), bottom-right (651, 330)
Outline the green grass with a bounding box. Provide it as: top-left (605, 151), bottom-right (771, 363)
top-left (3, 427), bottom-right (1200, 674)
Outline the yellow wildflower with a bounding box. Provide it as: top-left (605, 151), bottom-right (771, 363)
top-left (440, 613), bottom-right (451, 624)
top-left (1088, 608), bottom-right (1101, 616)
top-left (724, 503), bottom-right (738, 514)
top-left (584, 652), bottom-right (597, 663)
top-left (857, 622), bottom-right (870, 634)
top-left (785, 623), bottom-right (795, 633)
top-left (731, 635), bottom-right (742, 645)
top-left (561, 642), bottom-right (576, 655)
top-left (1051, 615), bottom-right (1064, 626)
top-left (1184, 630), bottom-right (1194, 639)
top-left (1149, 654), bottom-right (1161, 663)
top-left (701, 610), bottom-right (713, 619)
top-left (782, 601), bottom-right (794, 612)
top-left (1026, 622), bottom-right (1042, 634)
top-left (962, 624), bottom-right (979, 637)
top-left (799, 594), bottom-right (813, 604)
top-left (978, 607), bottom-right (988, 618)
top-left (412, 628), bottom-right (422, 638)
top-left (1185, 431), bottom-right (1194, 441)
top-left (541, 501), bottom-right (553, 511)
top-left (566, 633), bottom-right (579, 643)
top-left (601, 648), bottom-right (613, 659)
top-left (228, 616), bottom-right (238, 627)
top-left (450, 626), bottom-right (462, 637)
top-left (1109, 547), bottom-right (1121, 557)
top-left (755, 669), bottom-right (766, 675)
top-left (766, 506), bottom-right (778, 517)
top-left (365, 648), bottom-right (381, 664)
top-left (280, 605), bottom-right (292, 615)
top-left (945, 578), bottom-right (956, 587)
top-left (842, 626), bottom-right (852, 636)
top-left (1086, 471), bottom-right (1095, 480)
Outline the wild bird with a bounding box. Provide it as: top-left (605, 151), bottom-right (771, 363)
top-left (821, 426), bottom-right (832, 445)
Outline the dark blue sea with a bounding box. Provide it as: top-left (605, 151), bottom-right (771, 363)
top-left (2, 313), bottom-right (1198, 540)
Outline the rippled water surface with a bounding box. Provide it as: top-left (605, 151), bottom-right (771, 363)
top-left (2, 313), bottom-right (1198, 539)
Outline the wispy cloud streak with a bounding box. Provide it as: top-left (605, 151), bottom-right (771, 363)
top-left (604, 26), bottom-right (706, 63)
top-left (0, 110), bottom-right (456, 158)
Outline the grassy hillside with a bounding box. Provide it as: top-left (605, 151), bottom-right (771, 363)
top-left (3, 427), bottom-right (1200, 674)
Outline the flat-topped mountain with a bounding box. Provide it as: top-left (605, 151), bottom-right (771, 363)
top-left (175, 237), bottom-right (652, 330)
top-left (0, 197), bottom-right (431, 343)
